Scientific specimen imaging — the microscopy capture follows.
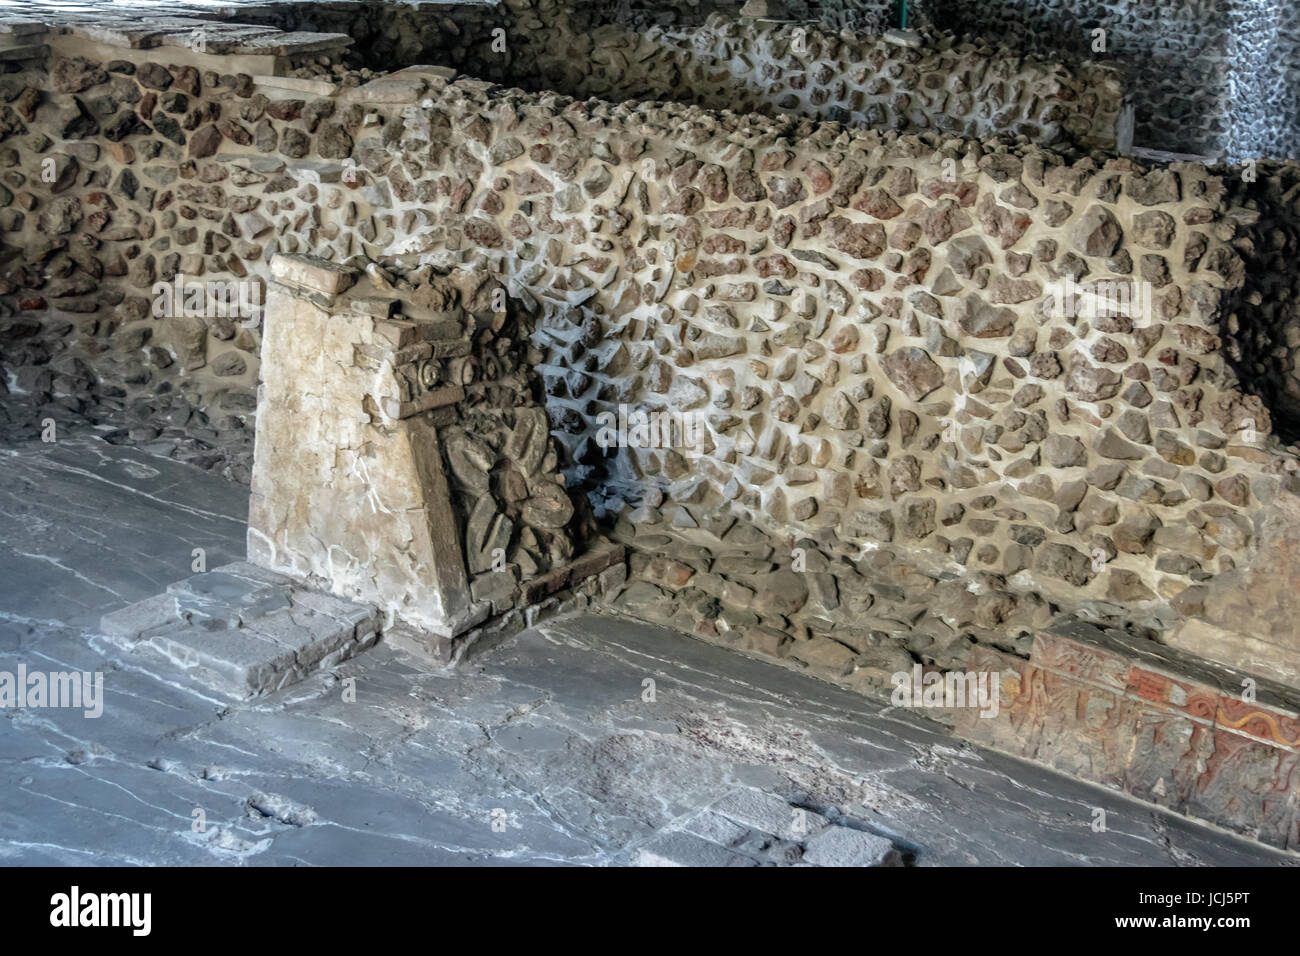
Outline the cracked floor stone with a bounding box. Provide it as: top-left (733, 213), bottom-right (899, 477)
top-left (0, 436), bottom-right (1293, 866)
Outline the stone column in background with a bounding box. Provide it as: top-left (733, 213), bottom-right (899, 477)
top-left (248, 253), bottom-right (478, 642)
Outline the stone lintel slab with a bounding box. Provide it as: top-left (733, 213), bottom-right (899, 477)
top-left (65, 23), bottom-right (169, 49)
top-left (161, 30), bottom-right (352, 58)
top-left (342, 66), bottom-right (457, 105)
top-left (251, 74), bottom-right (339, 97)
top-left (98, 562), bottom-right (380, 698)
top-left (47, 11), bottom-right (351, 59)
top-left (269, 253), bottom-right (357, 295)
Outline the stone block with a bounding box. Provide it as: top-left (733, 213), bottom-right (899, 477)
top-left (98, 563), bottom-right (378, 698)
top-left (269, 253), bottom-right (357, 295)
top-left (636, 831), bottom-right (760, 867)
top-left (680, 811), bottom-right (750, 849)
top-left (99, 593), bottom-right (176, 641)
top-left (248, 278), bottom-right (476, 637)
top-left (709, 788), bottom-right (828, 841)
top-left (567, 543), bottom-right (626, 584)
top-left (883, 28), bottom-right (922, 48)
top-left (521, 567), bottom-right (570, 606)
top-left (801, 826), bottom-right (901, 867)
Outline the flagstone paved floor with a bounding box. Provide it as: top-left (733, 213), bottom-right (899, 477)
top-left (0, 436), bottom-right (1292, 866)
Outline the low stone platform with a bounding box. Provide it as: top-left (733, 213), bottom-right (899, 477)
top-left (99, 562), bottom-right (380, 698)
top-left (958, 620), bottom-right (1300, 851)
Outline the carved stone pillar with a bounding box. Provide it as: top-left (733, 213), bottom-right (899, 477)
top-left (248, 254), bottom-right (478, 638)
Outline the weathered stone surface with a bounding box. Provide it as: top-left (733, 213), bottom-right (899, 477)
top-left (270, 253), bottom-right (357, 294)
top-left (1043, 434), bottom-right (1086, 468)
top-left (0, 7), bottom-right (1294, 741)
top-left (6, 436), bottom-right (1290, 866)
top-left (248, 266), bottom-right (476, 636)
top-left (1128, 169), bottom-right (1181, 206)
top-left (188, 124), bottom-right (222, 159)
top-left (1168, 493), bottom-right (1300, 688)
top-left (1071, 204), bottom-right (1122, 257)
top-left (100, 562), bottom-right (379, 697)
top-left (959, 624), bottom-right (1300, 851)
top-left (801, 826), bottom-right (902, 867)
top-left (825, 216), bottom-right (886, 259)
top-left (882, 347), bottom-right (943, 401)
top-left (1066, 362), bottom-right (1123, 401)
top-left (1036, 543), bottom-right (1095, 586)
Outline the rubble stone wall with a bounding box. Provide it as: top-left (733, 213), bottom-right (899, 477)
top-left (0, 9), bottom-right (1125, 485)
top-left (381, 89), bottom-right (1278, 622)
top-left (196, 0), bottom-right (517, 82)
top-left (220, 2), bottom-right (1125, 154)
top-left (926, 0), bottom-right (1300, 162)
top-left (0, 49), bottom-right (362, 482)
top-left (573, 0), bottom-right (898, 34)
top-left (2, 14), bottom-right (1300, 692)
top-left (521, 15), bottom-right (1123, 154)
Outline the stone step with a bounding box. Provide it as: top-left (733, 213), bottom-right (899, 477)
top-left (98, 562), bottom-right (381, 698)
top-left (955, 618), bottom-right (1300, 851)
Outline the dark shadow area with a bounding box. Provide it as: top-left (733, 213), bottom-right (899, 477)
top-left (1218, 161), bottom-right (1300, 446)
